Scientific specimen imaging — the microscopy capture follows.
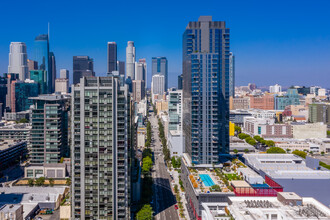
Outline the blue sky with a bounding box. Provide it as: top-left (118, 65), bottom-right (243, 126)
top-left (1, 0), bottom-right (330, 88)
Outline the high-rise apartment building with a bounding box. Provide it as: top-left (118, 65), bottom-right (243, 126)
top-left (229, 52), bottom-right (235, 98)
top-left (309, 103), bottom-right (330, 125)
top-left (34, 34), bottom-right (55, 93)
top-left (107, 42), bottom-right (117, 73)
top-left (71, 76), bottom-right (131, 219)
top-left (178, 74), bottom-right (183, 90)
top-left (182, 16), bottom-right (230, 164)
top-left (126, 41), bottom-right (135, 80)
top-left (152, 57), bottom-right (168, 91)
top-left (73, 56), bottom-right (94, 84)
top-left (168, 90), bottom-right (182, 131)
top-left (151, 74), bottom-right (165, 96)
top-left (30, 94), bottom-right (69, 164)
top-left (60, 69), bottom-right (69, 79)
top-left (8, 42), bottom-right (28, 81)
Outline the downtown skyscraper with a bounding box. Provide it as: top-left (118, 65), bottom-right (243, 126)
top-left (34, 34), bottom-right (56, 93)
top-left (107, 42), bottom-right (117, 73)
top-left (8, 42), bottom-right (28, 80)
top-left (182, 16), bottom-right (230, 164)
top-left (152, 57), bottom-right (168, 91)
top-left (126, 41), bottom-right (135, 80)
top-left (71, 76), bottom-right (131, 219)
top-left (73, 56), bottom-right (95, 84)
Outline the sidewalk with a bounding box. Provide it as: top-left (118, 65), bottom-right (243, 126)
top-left (169, 168), bottom-right (191, 220)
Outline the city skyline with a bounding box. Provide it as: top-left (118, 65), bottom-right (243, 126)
top-left (1, 5), bottom-right (330, 219)
top-left (1, 0), bottom-right (330, 88)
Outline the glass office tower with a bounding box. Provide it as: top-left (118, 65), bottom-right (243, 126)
top-left (107, 42), bottom-right (117, 73)
top-left (152, 57), bottom-right (168, 91)
top-left (71, 76), bottom-right (131, 219)
top-left (34, 34), bottom-right (55, 93)
top-left (73, 56), bottom-right (95, 84)
top-left (182, 16), bottom-right (230, 164)
top-left (30, 70), bottom-right (47, 94)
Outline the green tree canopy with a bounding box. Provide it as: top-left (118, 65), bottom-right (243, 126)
top-left (143, 148), bottom-right (152, 159)
top-left (292, 150), bottom-right (307, 159)
top-left (234, 125), bottom-right (241, 133)
top-left (210, 184), bottom-right (222, 192)
top-left (265, 140), bottom-right (275, 147)
top-left (35, 177), bottom-right (45, 186)
top-left (238, 133), bottom-right (250, 140)
top-left (28, 178), bottom-right (34, 187)
top-left (137, 204), bottom-right (153, 220)
top-left (142, 156), bottom-right (153, 176)
top-left (266, 147), bottom-right (286, 154)
top-left (49, 178), bottom-right (55, 187)
top-left (66, 178), bottom-right (71, 186)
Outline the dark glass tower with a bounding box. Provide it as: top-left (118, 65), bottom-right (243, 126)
top-left (34, 34), bottom-right (55, 93)
top-left (182, 16), bottom-right (230, 164)
top-left (152, 57), bottom-right (168, 91)
top-left (178, 74), bottom-right (183, 89)
top-left (107, 42), bottom-right (117, 73)
top-left (49, 52), bottom-right (56, 93)
top-left (73, 56), bottom-right (95, 84)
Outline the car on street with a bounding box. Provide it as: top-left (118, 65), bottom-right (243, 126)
top-left (174, 204), bottom-right (178, 210)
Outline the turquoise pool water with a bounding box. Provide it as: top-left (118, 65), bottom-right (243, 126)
top-left (199, 174), bottom-right (215, 187)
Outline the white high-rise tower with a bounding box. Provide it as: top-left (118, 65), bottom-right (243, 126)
top-left (8, 42), bottom-right (28, 80)
top-left (126, 41), bottom-right (135, 80)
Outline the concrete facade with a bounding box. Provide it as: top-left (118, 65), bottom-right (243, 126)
top-left (168, 130), bottom-right (183, 156)
top-left (291, 122), bottom-right (327, 139)
top-left (71, 76), bottom-right (131, 219)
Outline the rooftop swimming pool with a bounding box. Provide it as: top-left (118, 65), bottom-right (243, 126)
top-left (199, 174), bottom-right (215, 187)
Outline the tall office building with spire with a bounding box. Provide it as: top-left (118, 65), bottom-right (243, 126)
top-left (71, 76), bottom-right (131, 219)
top-left (8, 42), bottom-right (28, 80)
top-left (126, 41), bottom-right (135, 80)
top-left (107, 42), bottom-right (117, 73)
top-left (182, 16), bottom-right (230, 164)
top-left (34, 34), bottom-right (56, 93)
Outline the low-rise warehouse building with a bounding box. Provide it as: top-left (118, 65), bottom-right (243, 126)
top-left (244, 154), bottom-right (330, 206)
top-left (0, 186), bottom-right (67, 220)
top-left (0, 140), bottom-right (27, 169)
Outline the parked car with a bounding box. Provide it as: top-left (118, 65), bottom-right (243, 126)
top-left (174, 205), bottom-right (178, 210)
